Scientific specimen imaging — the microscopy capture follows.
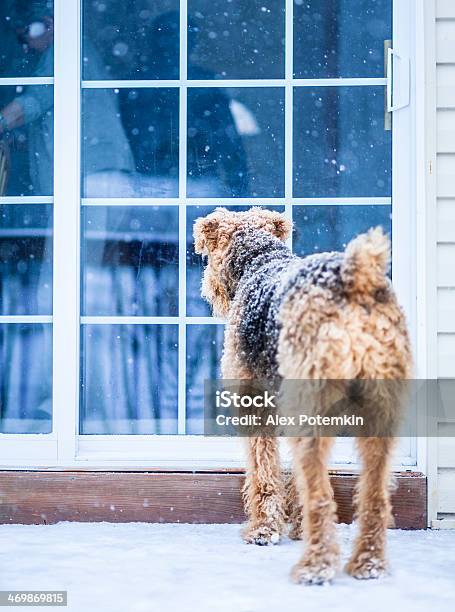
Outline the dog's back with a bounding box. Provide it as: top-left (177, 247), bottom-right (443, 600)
top-left (226, 227), bottom-right (412, 382)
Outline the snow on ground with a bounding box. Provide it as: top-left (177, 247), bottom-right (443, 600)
top-left (1, 523), bottom-right (455, 612)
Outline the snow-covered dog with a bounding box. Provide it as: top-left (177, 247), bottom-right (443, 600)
top-left (194, 207), bottom-right (412, 585)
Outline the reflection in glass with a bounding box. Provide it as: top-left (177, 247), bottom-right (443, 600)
top-left (119, 88), bottom-right (179, 197)
top-left (187, 88), bottom-right (284, 198)
top-left (186, 324), bottom-right (223, 434)
top-left (293, 205), bottom-right (391, 256)
top-left (80, 324), bottom-right (178, 434)
top-left (81, 87), bottom-right (136, 198)
top-left (81, 206), bottom-right (179, 316)
top-left (0, 205), bottom-right (52, 315)
top-left (0, 323), bottom-right (52, 433)
top-left (293, 87), bottom-right (391, 198)
top-left (0, 0), bottom-right (54, 195)
top-left (0, 1), bottom-right (54, 77)
top-left (0, 86), bottom-right (53, 196)
top-left (188, 0), bottom-right (285, 79)
top-left (82, 1), bottom-right (179, 80)
top-left (186, 205), bottom-right (285, 316)
top-left (83, 86), bottom-right (180, 198)
top-left (294, 0), bottom-right (391, 78)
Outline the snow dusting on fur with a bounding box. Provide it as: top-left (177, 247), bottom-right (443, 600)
top-left (223, 228), bottom-right (346, 379)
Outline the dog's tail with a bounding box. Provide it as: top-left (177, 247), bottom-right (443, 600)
top-left (341, 227), bottom-right (390, 296)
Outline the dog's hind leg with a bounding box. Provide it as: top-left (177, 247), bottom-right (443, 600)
top-left (241, 436), bottom-right (287, 545)
top-left (290, 437), bottom-right (340, 585)
top-left (346, 436), bottom-right (395, 579)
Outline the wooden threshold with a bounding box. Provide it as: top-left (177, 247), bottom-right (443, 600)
top-left (0, 471), bottom-right (427, 529)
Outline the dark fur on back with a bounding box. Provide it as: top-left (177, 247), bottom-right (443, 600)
top-left (222, 229), bottom-right (346, 379)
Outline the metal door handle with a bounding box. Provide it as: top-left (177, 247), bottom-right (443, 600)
top-left (387, 47), bottom-right (410, 113)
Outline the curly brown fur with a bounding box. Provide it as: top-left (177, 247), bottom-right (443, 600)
top-left (241, 437), bottom-right (287, 545)
top-left (284, 471), bottom-right (305, 540)
top-left (345, 437), bottom-right (396, 579)
top-left (290, 437), bottom-right (340, 584)
top-left (194, 207), bottom-right (291, 318)
top-left (194, 207), bottom-right (412, 585)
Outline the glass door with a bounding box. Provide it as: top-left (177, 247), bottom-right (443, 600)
top-left (0, 0), bottom-right (417, 469)
top-left (0, 0), bottom-right (55, 464)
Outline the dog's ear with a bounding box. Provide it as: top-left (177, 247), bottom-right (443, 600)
top-left (194, 217), bottom-right (218, 254)
top-left (271, 214), bottom-right (292, 242)
top-left (249, 208), bottom-right (292, 242)
top-left (193, 208), bottom-right (228, 254)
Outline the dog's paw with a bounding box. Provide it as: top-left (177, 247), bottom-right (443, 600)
top-left (291, 558), bottom-right (337, 585)
top-left (241, 524), bottom-right (282, 546)
top-left (345, 555), bottom-right (388, 580)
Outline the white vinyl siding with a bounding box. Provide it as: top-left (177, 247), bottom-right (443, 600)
top-left (434, 0), bottom-right (455, 522)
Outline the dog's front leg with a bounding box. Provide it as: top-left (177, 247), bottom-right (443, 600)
top-left (241, 436), bottom-right (286, 545)
top-left (220, 325), bottom-right (285, 544)
top-left (290, 437), bottom-right (340, 585)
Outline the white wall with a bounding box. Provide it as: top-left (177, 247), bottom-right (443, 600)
top-left (433, 0), bottom-right (455, 525)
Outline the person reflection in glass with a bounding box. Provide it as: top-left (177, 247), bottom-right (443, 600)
top-left (119, 10), bottom-right (249, 198)
top-left (0, 2), bottom-right (135, 197)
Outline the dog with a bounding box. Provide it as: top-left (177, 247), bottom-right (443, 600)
top-left (194, 207), bottom-right (412, 585)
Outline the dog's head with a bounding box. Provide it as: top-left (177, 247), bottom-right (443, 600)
top-left (193, 207), bottom-right (291, 316)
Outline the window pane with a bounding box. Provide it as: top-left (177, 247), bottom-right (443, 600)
top-left (80, 324), bottom-right (178, 434)
top-left (82, 1), bottom-right (179, 80)
top-left (186, 204), bottom-right (285, 316)
top-left (293, 87), bottom-right (391, 197)
top-left (81, 88), bottom-right (179, 198)
top-left (81, 206), bottom-right (178, 316)
top-left (0, 323), bottom-right (52, 433)
top-left (0, 85), bottom-right (54, 196)
top-left (293, 205), bottom-right (391, 255)
top-left (118, 88), bottom-right (179, 195)
top-left (186, 324), bottom-right (223, 434)
top-left (0, 204), bottom-right (52, 315)
top-left (188, 0), bottom-right (285, 79)
top-left (187, 88), bottom-right (285, 198)
top-left (0, 1), bottom-right (54, 78)
top-left (294, 0), bottom-right (391, 78)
